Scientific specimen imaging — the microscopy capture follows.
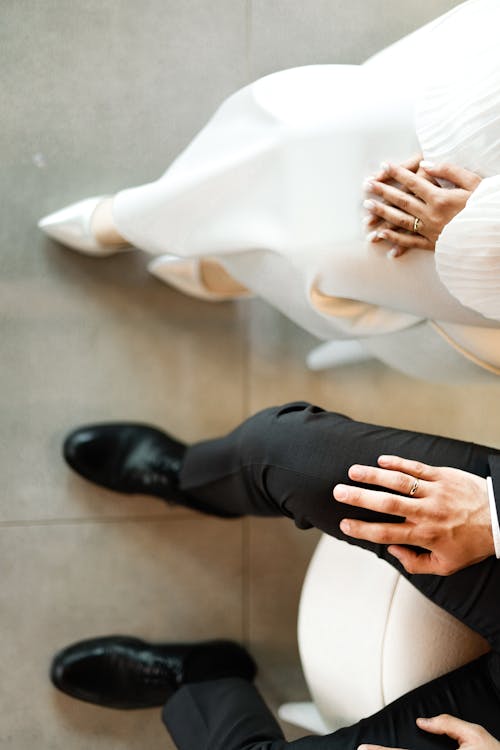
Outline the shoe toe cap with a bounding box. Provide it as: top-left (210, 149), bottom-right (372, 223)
top-left (63, 427), bottom-right (119, 485)
top-left (51, 649), bottom-right (99, 695)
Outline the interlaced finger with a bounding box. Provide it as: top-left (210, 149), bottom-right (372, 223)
top-left (363, 199), bottom-right (418, 232)
top-left (383, 164), bottom-right (437, 202)
top-left (372, 228), bottom-right (434, 250)
top-left (374, 154), bottom-right (422, 182)
top-left (366, 180), bottom-right (425, 215)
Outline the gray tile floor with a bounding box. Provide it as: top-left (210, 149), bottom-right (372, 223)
top-left (2, 1), bottom-right (498, 747)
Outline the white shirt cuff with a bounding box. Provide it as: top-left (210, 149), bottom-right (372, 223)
top-left (487, 477), bottom-right (500, 559)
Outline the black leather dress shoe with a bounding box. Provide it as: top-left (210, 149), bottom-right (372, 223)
top-left (63, 423), bottom-right (238, 518)
top-left (50, 636), bottom-right (257, 709)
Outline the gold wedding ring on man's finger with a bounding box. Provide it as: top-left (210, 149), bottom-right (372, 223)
top-left (413, 216), bottom-right (422, 233)
top-left (409, 479), bottom-right (420, 497)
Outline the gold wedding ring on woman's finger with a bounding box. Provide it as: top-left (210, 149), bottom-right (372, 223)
top-left (409, 479), bottom-right (420, 497)
top-left (412, 216), bottom-right (422, 233)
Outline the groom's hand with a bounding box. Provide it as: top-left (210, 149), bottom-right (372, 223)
top-left (333, 456), bottom-right (495, 575)
top-left (359, 715), bottom-right (500, 750)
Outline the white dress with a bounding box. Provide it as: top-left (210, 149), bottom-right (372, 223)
top-left (113, 0), bottom-right (500, 380)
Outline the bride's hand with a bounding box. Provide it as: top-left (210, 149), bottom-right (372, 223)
top-left (363, 161), bottom-right (482, 257)
top-left (363, 153), bottom-right (423, 232)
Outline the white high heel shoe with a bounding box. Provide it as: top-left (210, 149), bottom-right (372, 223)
top-left (147, 255), bottom-right (253, 301)
top-left (38, 196), bottom-right (131, 257)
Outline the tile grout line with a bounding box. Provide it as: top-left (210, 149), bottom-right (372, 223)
top-left (0, 513), bottom-right (226, 528)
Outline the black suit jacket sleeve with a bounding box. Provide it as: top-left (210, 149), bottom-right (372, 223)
top-left (489, 455), bottom-right (500, 523)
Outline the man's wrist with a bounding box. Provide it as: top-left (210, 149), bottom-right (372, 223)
top-left (487, 477), bottom-right (500, 559)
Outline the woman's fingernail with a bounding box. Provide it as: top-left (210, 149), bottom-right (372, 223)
top-left (366, 230), bottom-right (378, 242)
top-left (419, 160), bottom-right (435, 169)
top-left (349, 465), bottom-right (364, 479)
top-left (363, 179), bottom-right (375, 191)
top-left (416, 718), bottom-right (431, 726)
top-left (340, 520), bottom-right (351, 533)
top-left (387, 247), bottom-right (399, 258)
top-left (363, 199), bottom-right (376, 210)
top-left (334, 485), bottom-right (348, 500)
top-left (362, 216), bottom-right (372, 226)
top-left (377, 230), bottom-right (388, 239)
top-left (379, 161), bottom-right (390, 173)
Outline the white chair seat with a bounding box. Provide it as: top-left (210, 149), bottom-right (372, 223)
top-left (283, 535), bottom-right (489, 733)
top-left (278, 702), bottom-right (332, 735)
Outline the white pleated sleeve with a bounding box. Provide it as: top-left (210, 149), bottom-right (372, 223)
top-left (410, 0), bottom-right (500, 322)
top-left (434, 176), bottom-right (500, 322)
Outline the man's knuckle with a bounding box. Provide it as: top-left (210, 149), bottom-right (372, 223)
top-left (349, 488), bottom-right (361, 504)
top-left (412, 462), bottom-right (425, 477)
top-left (385, 497), bottom-right (400, 515)
top-left (395, 475), bottom-right (408, 493)
top-left (433, 193), bottom-right (448, 209)
top-left (421, 529), bottom-right (437, 546)
top-left (469, 724), bottom-right (484, 738)
top-left (433, 507), bottom-right (447, 523)
top-left (410, 501), bottom-right (421, 516)
top-left (412, 504), bottom-right (424, 520)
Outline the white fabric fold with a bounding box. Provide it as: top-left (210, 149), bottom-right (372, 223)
top-left (416, 0), bottom-right (500, 179)
top-left (414, 0), bottom-right (500, 322)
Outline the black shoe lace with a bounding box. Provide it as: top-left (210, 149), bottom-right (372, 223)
top-left (141, 659), bottom-right (175, 686)
top-left (127, 454), bottom-right (181, 490)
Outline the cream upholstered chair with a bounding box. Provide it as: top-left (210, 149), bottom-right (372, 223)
top-left (279, 535), bottom-right (490, 734)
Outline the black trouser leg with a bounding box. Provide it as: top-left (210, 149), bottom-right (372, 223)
top-left (172, 402), bottom-right (500, 749)
top-left (163, 678), bottom-right (286, 750)
top-left (180, 402), bottom-right (500, 648)
top-left (162, 655), bottom-right (500, 750)
top-left (180, 402), bottom-right (494, 524)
